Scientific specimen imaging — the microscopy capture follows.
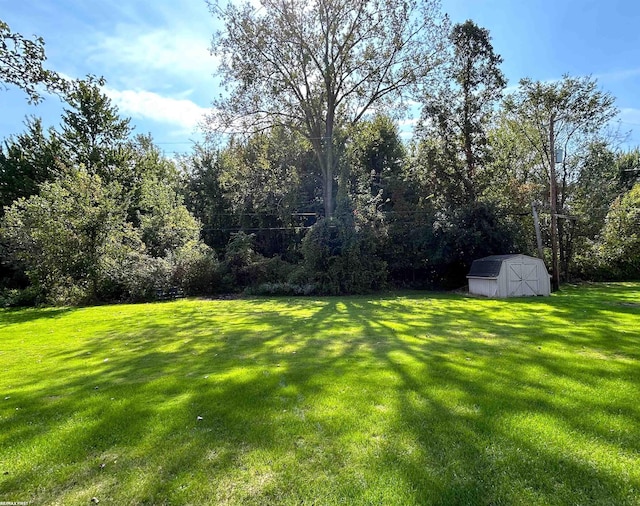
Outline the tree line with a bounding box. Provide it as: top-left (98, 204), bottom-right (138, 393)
top-left (1, 1), bottom-right (639, 305)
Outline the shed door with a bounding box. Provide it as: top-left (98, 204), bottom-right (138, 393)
top-left (507, 262), bottom-right (538, 296)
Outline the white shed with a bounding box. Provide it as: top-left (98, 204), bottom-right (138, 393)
top-left (467, 254), bottom-right (551, 298)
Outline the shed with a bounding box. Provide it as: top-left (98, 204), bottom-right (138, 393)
top-left (467, 254), bottom-right (550, 298)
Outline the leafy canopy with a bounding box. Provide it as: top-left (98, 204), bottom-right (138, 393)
top-left (0, 19), bottom-right (67, 103)
top-left (207, 0), bottom-right (449, 216)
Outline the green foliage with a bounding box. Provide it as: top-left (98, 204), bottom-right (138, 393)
top-left (496, 76), bottom-right (619, 281)
top-left (419, 20), bottom-right (506, 203)
top-left (0, 285), bottom-right (40, 307)
top-left (570, 141), bottom-right (623, 268)
top-left (220, 130), bottom-right (303, 220)
top-left (208, 0), bottom-right (448, 216)
top-left (1, 170), bottom-right (132, 304)
top-left (170, 241), bottom-right (222, 296)
top-left (59, 77), bottom-right (132, 177)
top-left (0, 117), bottom-right (63, 212)
top-left (4, 17), bottom-right (640, 296)
top-left (343, 115), bottom-right (406, 215)
top-left (182, 133), bottom-right (319, 257)
top-left (100, 251), bottom-right (172, 302)
top-left (181, 146), bottom-right (234, 250)
top-left (300, 217), bottom-right (387, 294)
top-left (412, 137), bottom-right (468, 208)
top-left (592, 183), bottom-right (640, 279)
top-left (0, 19), bottom-right (67, 103)
top-left (138, 177), bottom-right (201, 257)
top-left (503, 76), bottom-right (618, 157)
top-left (125, 134), bottom-right (180, 214)
top-left (0, 80), bottom-right (213, 304)
top-left (220, 232), bottom-right (295, 290)
top-left (617, 148), bottom-right (640, 192)
top-left (384, 218), bottom-right (438, 288)
top-left (245, 281), bottom-right (316, 296)
top-left (431, 202), bottom-right (521, 288)
top-left (501, 75), bottom-right (618, 222)
top-left (223, 231), bottom-right (260, 287)
top-left (98, 242), bottom-right (222, 302)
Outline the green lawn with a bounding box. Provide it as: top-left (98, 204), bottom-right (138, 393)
top-left (0, 283), bottom-right (639, 505)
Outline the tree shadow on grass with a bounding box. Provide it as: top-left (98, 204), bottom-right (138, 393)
top-left (339, 290), bottom-right (639, 504)
top-left (0, 285), bottom-right (639, 504)
top-left (0, 306), bottom-right (75, 327)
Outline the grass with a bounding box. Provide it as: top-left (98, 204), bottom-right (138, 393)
top-left (0, 283), bottom-right (639, 505)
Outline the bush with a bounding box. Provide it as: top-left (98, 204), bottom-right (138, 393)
top-left (222, 232), bottom-right (261, 288)
top-left (300, 217), bottom-right (387, 294)
top-left (245, 282), bottom-right (317, 296)
top-left (0, 286), bottom-right (41, 307)
top-left (99, 252), bottom-right (172, 302)
top-left (170, 241), bottom-right (223, 295)
top-left (222, 232), bottom-right (296, 290)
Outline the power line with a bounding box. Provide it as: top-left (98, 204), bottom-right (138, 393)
top-left (155, 142), bottom-right (196, 145)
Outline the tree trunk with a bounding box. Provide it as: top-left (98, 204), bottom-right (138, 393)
top-left (532, 202), bottom-right (544, 260)
top-left (549, 114), bottom-right (560, 292)
top-left (463, 82), bottom-right (476, 200)
top-left (324, 160), bottom-right (334, 218)
top-left (323, 99), bottom-right (336, 218)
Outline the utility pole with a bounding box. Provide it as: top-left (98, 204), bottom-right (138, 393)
top-left (549, 114), bottom-right (560, 292)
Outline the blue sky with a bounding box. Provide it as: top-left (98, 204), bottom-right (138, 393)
top-left (1, 0), bottom-right (640, 155)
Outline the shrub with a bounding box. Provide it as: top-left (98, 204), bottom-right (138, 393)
top-left (300, 217), bottom-right (387, 294)
top-left (222, 232), bottom-right (296, 290)
top-left (245, 282), bottom-right (317, 296)
top-left (222, 232), bottom-right (261, 288)
top-left (0, 286), bottom-right (41, 307)
top-left (170, 241), bottom-right (223, 295)
top-left (99, 252), bottom-right (172, 302)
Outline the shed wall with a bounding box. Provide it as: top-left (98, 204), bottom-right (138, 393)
top-left (468, 277), bottom-right (499, 297)
top-left (503, 257), bottom-right (550, 297)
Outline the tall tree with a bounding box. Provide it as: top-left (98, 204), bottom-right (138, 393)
top-left (573, 141), bottom-right (619, 238)
top-left (419, 20), bottom-right (506, 203)
top-left (219, 128), bottom-right (304, 226)
top-left (181, 146), bottom-right (234, 250)
top-left (206, 0), bottom-right (448, 217)
top-left (59, 77), bottom-right (132, 179)
top-left (503, 75), bottom-right (617, 289)
top-left (0, 19), bottom-right (67, 103)
top-left (0, 117), bottom-right (63, 212)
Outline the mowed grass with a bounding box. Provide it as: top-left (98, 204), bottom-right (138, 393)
top-left (0, 284), bottom-right (639, 505)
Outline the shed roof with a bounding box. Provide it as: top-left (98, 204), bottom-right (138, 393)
top-left (467, 254), bottom-right (522, 278)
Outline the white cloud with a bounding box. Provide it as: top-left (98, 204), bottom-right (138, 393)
top-left (595, 68), bottom-right (640, 83)
top-left (620, 108), bottom-right (640, 126)
top-left (91, 27), bottom-right (216, 81)
top-left (104, 88), bottom-right (210, 131)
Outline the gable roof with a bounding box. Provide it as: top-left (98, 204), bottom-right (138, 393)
top-left (467, 254), bottom-right (522, 278)
top-left (468, 259), bottom-right (503, 278)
